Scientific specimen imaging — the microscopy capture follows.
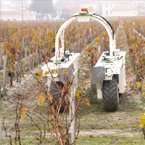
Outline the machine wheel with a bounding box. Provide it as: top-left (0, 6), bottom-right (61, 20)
top-left (102, 78), bottom-right (119, 112)
top-left (50, 81), bottom-right (65, 112)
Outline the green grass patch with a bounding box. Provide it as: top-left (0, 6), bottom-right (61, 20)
top-left (80, 110), bottom-right (142, 130)
top-left (1, 136), bottom-right (145, 145)
top-left (77, 136), bottom-right (145, 145)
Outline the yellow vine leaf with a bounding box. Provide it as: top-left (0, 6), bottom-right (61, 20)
top-left (139, 113), bottom-right (145, 128)
top-left (76, 90), bottom-right (82, 101)
top-left (96, 37), bottom-right (101, 43)
top-left (44, 71), bottom-right (49, 75)
top-left (37, 94), bottom-right (45, 106)
top-left (20, 107), bottom-right (28, 119)
top-left (88, 48), bottom-right (95, 54)
top-left (136, 82), bottom-right (141, 88)
top-left (35, 71), bottom-right (43, 77)
top-left (53, 69), bottom-right (58, 75)
top-left (62, 69), bottom-right (69, 75)
top-left (64, 82), bottom-right (71, 90)
top-left (142, 92), bottom-right (145, 97)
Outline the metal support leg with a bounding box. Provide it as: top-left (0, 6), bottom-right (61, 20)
top-left (96, 83), bottom-right (102, 100)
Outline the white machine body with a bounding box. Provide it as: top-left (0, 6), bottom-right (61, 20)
top-left (91, 50), bottom-right (126, 95)
top-left (41, 50), bottom-right (80, 89)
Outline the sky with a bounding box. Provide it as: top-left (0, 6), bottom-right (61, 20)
top-left (1, 0), bottom-right (143, 5)
top-left (1, 0), bottom-right (144, 7)
top-left (1, 0), bottom-right (145, 17)
top-left (1, 0), bottom-right (144, 9)
top-left (1, 0), bottom-right (32, 8)
top-left (0, 0), bottom-right (143, 8)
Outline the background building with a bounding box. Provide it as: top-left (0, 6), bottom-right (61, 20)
top-left (53, 0), bottom-right (145, 18)
top-left (1, 7), bottom-right (37, 21)
top-left (0, 0), bottom-right (49, 21)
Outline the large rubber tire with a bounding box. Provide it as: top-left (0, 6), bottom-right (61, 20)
top-left (102, 78), bottom-right (119, 112)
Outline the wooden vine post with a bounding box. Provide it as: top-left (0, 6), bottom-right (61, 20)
top-left (69, 86), bottom-right (76, 144)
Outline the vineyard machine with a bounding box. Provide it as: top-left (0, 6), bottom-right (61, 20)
top-left (42, 9), bottom-right (126, 143)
